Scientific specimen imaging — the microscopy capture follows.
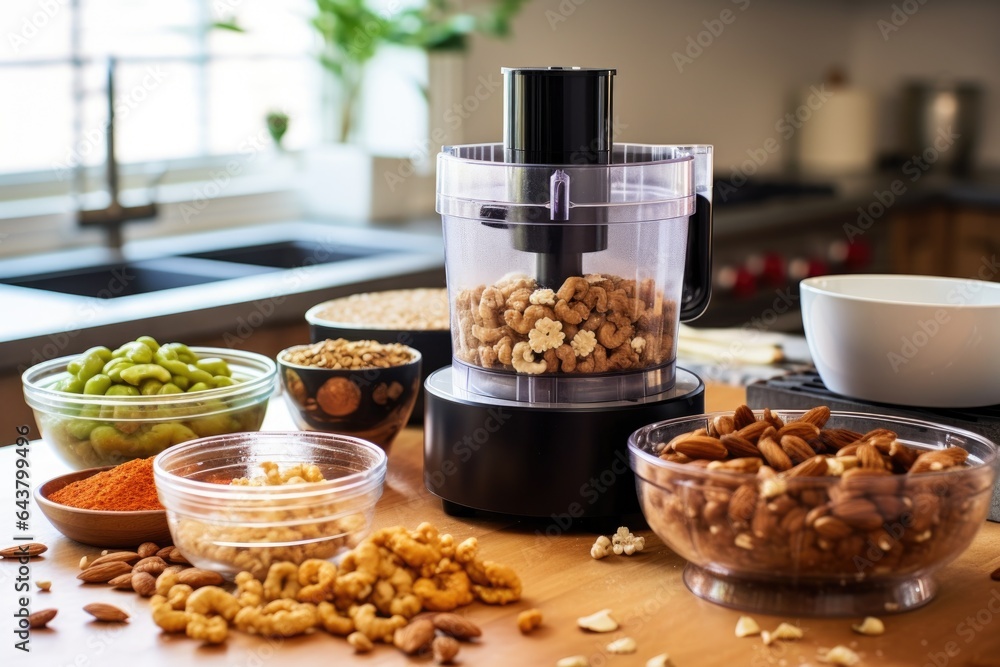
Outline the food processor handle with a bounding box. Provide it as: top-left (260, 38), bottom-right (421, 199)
top-left (680, 145), bottom-right (713, 322)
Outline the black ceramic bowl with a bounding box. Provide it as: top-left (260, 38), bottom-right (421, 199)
top-left (277, 344), bottom-right (422, 452)
top-left (305, 293), bottom-right (451, 423)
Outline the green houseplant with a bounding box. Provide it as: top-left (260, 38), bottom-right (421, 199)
top-left (313, 0), bottom-right (526, 143)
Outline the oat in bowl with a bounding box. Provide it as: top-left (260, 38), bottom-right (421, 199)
top-left (153, 432), bottom-right (386, 578)
top-left (628, 406), bottom-right (998, 616)
top-left (305, 289), bottom-right (451, 424)
top-left (278, 339), bottom-right (422, 451)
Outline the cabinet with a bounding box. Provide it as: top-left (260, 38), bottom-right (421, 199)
top-left (890, 205), bottom-right (1000, 279)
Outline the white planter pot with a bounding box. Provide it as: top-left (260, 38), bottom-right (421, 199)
top-left (297, 144), bottom-right (421, 222)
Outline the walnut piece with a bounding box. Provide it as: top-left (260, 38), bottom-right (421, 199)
top-left (529, 288), bottom-right (556, 306)
top-left (611, 527), bottom-right (645, 556)
top-left (528, 317), bottom-right (565, 353)
top-left (590, 535), bottom-right (613, 560)
top-left (571, 330), bottom-right (598, 357)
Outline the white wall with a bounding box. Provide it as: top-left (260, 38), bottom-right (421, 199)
top-left (449, 0), bottom-right (997, 173)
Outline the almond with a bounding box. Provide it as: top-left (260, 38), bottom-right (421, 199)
top-left (762, 408), bottom-right (784, 429)
top-left (856, 443), bottom-right (888, 470)
top-left (86, 551), bottom-right (139, 568)
top-left (83, 603), bottom-right (129, 622)
top-left (28, 608), bottom-right (57, 628)
top-left (733, 404), bottom-right (756, 429)
top-left (137, 542), bottom-right (160, 559)
top-left (889, 440), bottom-right (920, 471)
top-left (432, 635), bottom-right (461, 664)
top-left (759, 437), bottom-right (793, 472)
top-left (785, 455), bottom-right (829, 478)
top-left (674, 435), bottom-right (728, 461)
top-left (132, 556), bottom-right (167, 575)
top-left (813, 515), bottom-right (853, 539)
top-left (909, 447), bottom-right (969, 474)
top-left (155, 546), bottom-right (175, 560)
top-left (659, 452), bottom-right (692, 464)
top-left (721, 433), bottom-right (762, 459)
top-left (842, 466), bottom-right (899, 495)
top-left (394, 617), bottom-right (435, 654)
top-left (777, 421), bottom-right (820, 440)
top-left (818, 427), bottom-right (864, 451)
top-left (77, 561), bottom-right (132, 583)
top-left (780, 435), bottom-right (816, 464)
top-left (710, 415), bottom-right (735, 437)
top-left (832, 497), bottom-right (883, 530)
top-left (837, 443), bottom-right (861, 457)
top-left (166, 549), bottom-right (190, 565)
top-left (736, 419), bottom-right (771, 443)
top-left (433, 612), bottom-right (482, 640)
top-left (796, 405), bottom-right (831, 428)
top-left (176, 568), bottom-right (224, 588)
top-left (108, 573), bottom-right (134, 590)
top-left (0, 542), bottom-right (48, 558)
top-left (707, 458), bottom-right (763, 474)
top-left (728, 484), bottom-right (758, 524)
top-left (131, 571), bottom-right (157, 597)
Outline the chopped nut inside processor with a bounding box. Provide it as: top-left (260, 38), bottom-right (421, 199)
top-left (282, 338), bottom-right (415, 370)
top-left (454, 273), bottom-right (677, 374)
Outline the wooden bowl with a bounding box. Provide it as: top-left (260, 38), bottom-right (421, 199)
top-left (35, 467), bottom-right (171, 548)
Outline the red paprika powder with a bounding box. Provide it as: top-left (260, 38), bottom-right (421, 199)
top-left (49, 457), bottom-right (163, 511)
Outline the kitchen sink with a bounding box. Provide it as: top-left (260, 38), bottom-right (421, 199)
top-left (0, 257), bottom-right (275, 299)
top-left (182, 240), bottom-right (389, 269)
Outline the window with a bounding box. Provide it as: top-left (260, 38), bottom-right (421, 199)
top-left (0, 0), bottom-right (426, 182)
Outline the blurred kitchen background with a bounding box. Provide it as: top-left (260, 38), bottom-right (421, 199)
top-left (1, 0), bottom-right (998, 332)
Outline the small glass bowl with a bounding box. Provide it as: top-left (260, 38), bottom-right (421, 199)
top-left (22, 348), bottom-right (277, 470)
top-left (153, 431), bottom-right (387, 578)
top-left (629, 410), bottom-right (998, 616)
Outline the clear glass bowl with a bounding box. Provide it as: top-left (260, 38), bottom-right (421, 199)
top-left (629, 410), bottom-right (998, 616)
top-left (22, 347), bottom-right (277, 469)
top-left (153, 431), bottom-right (386, 578)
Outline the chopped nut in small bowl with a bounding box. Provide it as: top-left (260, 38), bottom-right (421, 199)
top-left (628, 408), bottom-right (998, 616)
top-left (305, 289), bottom-right (451, 424)
top-left (153, 431), bottom-right (386, 578)
top-left (277, 339), bottom-right (422, 451)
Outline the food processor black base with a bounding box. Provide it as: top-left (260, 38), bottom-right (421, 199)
top-left (423, 367), bottom-right (704, 519)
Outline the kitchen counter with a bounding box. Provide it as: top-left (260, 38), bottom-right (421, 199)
top-left (3, 385), bottom-right (999, 666)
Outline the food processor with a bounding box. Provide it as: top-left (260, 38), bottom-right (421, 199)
top-left (424, 67), bottom-right (713, 518)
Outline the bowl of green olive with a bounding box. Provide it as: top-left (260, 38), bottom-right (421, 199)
top-left (22, 336), bottom-right (278, 470)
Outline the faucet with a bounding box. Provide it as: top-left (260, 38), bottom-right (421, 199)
top-left (77, 57), bottom-right (158, 250)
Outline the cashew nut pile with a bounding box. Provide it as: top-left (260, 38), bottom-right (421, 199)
top-left (171, 461), bottom-right (370, 578)
top-left (454, 273), bottom-right (677, 374)
top-left (151, 522), bottom-right (521, 647)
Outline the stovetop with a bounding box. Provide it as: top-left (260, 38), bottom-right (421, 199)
top-left (748, 369), bottom-right (1000, 522)
top-left (747, 369), bottom-right (1000, 432)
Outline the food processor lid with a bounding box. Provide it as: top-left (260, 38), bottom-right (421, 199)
top-left (436, 142), bottom-right (696, 223)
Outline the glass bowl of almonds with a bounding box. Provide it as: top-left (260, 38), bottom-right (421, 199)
top-left (153, 431), bottom-right (386, 579)
top-left (628, 407), bottom-right (998, 616)
top-left (277, 339), bottom-right (422, 451)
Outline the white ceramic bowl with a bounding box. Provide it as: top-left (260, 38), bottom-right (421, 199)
top-left (800, 274), bottom-right (1000, 408)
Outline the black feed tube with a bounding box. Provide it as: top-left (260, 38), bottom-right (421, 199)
top-left (502, 67), bottom-right (614, 290)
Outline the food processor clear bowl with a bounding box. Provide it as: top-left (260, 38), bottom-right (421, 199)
top-left (437, 143), bottom-right (711, 403)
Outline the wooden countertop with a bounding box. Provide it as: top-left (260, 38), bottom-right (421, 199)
top-left (3, 385), bottom-right (999, 667)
